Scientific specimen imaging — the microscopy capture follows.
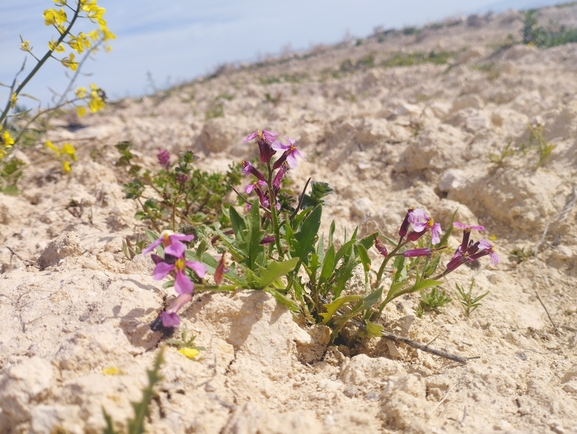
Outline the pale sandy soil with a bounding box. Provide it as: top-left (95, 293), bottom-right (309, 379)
top-left (1, 5), bottom-right (577, 434)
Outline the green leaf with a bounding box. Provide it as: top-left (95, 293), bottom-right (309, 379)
top-left (320, 295), bottom-right (362, 324)
top-left (365, 320), bottom-right (384, 337)
top-left (229, 206), bottom-right (246, 241)
top-left (358, 232), bottom-right (377, 250)
top-left (264, 287), bottom-right (300, 312)
top-left (145, 229), bottom-right (159, 243)
top-left (126, 347), bottom-right (164, 434)
top-left (392, 255), bottom-right (406, 284)
top-left (328, 220), bottom-right (335, 247)
top-left (291, 205), bottom-right (322, 266)
top-left (214, 228), bottom-right (246, 262)
top-left (334, 252), bottom-right (359, 298)
top-left (356, 244), bottom-right (371, 274)
top-left (195, 240), bottom-right (207, 261)
top-left (102, 409), bottom-right (120, 434)
top-left (256, 257), bottom-right (300, 289)
top-left (412, 279), bottom-right (444, 292)
top-left (361, 285), bottom-right (383, 310)
top-left (319, 244), bottom-right (336, 285)
top-left (245, 199), bottom-right (265, 269)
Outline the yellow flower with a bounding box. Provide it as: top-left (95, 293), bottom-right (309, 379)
top-left (62, 161), bottom-right (71, 173)
top-left (75, 87), bottom-right (87, 99)
top-left (77, 106), bottom-right (87, 117)
top-left (20, 40), bottom-right (31, 52)
top-left (55, 8), bottom-right (67, 24)
top-left (69, 32), bottom-right (90, 54)
top-left (88, 84), bottom-right (106, 113)
top-left (88, 97), bottom-right (105, 113)
top-left (102, 367), bottom-right (118, 375)
top-left (45, 140), bottom-right (59, 153)
top-left (178, 348), bottom-right (200, 359)
top-left (43, 8), bottom-right (67, 26)
top-left (48, 38), bottom-right (65, 53)
top-left (101, 27), bottom-right (116, 41)
top-left (87, 29), bottom-right (100, 41)
top-left (54, 0), bottom-right (67, 5)
top-left (61, 143), bottom-right (77, 161)
top-left (10, 93), bottom-right (17, 109)
top-left (43, 9), bottom-right (58, 26)
top-left (61, 53), bottom-right (78, 71)
top-left (2, 131), bottom-right (15, 148)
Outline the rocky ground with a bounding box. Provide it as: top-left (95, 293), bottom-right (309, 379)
top-left (1, 4), bottom-right (577, 433)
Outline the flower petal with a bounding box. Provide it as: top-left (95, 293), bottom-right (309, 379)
top-left (142, 237), bottom-right (162, 255)
top-left (186, 260), bottom-right (207, 278)
top-left (174, 270), bottom-right (193, 294)
top-left (152, 262), bottom-right (174, 280)
top-left (161, 312), bottom-right (180, 327)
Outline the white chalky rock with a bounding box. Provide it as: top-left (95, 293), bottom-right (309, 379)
top-left (0, 357), bottom-right (54, 424)
top-left (351, 198), bottom-right (374, 219)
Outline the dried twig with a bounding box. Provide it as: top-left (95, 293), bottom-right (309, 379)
top-left (381, 331), bottom-right (470, 364)
top-left (532, 185), bottom-right (577, 330)
top-left (5, 245), bottom-right (35, 267)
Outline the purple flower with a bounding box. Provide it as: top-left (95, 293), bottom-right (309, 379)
top-left (176, 173), bottom-right (190, 185)
top-left (142, 232), bottom-right (195, 257)
top-left (399, 208), bottom-right (414, 238)
top-left (272, 163), bottom-right (288, 192)
top-left (214, 253), bottom-right (229, 285)
top-left (445, 239), bottom-right (499, 273)
top-left (157, 149), bottom-right (170, 170)
top-left (453, 222), bottom-right (484, 252)
top-left (374, 235), bottom-right (388, 257)
top-left (242, 160), bottom-right (266, 182)
top-left (244, 180), bottom-right (266, 194)
top-left (243, 130), bottom-right (278, 163)
top-left (403, 248), bottom-right (433, 258)
top-left (407, 209), bottom-right (442, 244)
top-left (260, 235), bottom-right (276, 245)
top-left (243, 129), bottom-right (278, 143)
top-left (272, 137), bottom-right (305, 169)
top-left (160, 293), bottom-right (192, 327)
top-left (152, 256), bottom-right (206, 295)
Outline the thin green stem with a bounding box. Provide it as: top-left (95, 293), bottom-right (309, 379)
top-left (266, 161), bottom-right (284, 259)
top-left (0, 4), bottom-right (82, 126)
top-left (375, 236), bottom-right (407, 283)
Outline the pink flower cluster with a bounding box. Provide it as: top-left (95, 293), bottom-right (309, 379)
top-left (374, 208), bottom-right (499, 273)
top-left (241, 129), bottom-right (305, 214)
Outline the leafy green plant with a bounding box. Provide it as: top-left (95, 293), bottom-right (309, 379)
top-left (510, 247), bottom-right (534, 263)
top-left (141, 130), bottom-right (500, 348)
top-left (489, 126), bottom-right (555, 169)
top-left (118, 143), bottom-right (241, 235)
top-left (521, 9), bottom-right (577, 48)
top-left (381, 50), bottom-right (455, 68)
top-left (527, 125), bottom-right (555, 168)
top-left (416, 286), bottom-right (452, 317)
top-left (455, 279), bottom-right (489, 317)
top-left (488, 141), bottom-right (515, 165)
top-left (103, 347), bottom-right (164, 434)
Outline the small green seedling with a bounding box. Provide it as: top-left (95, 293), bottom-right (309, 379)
top-left (455, 279), bottom-right (489, 317)
top-left (416, 286), bottom-right (452, 317)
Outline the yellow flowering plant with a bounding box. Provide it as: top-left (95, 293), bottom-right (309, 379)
top-left (0, 0), bottom-right (115, 192)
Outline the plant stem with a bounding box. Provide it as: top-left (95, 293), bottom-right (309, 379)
top-left (375, 237), bottom-right (406, 282)
top-left (266, 161), bottom-right (284, 259)
top-left (0, 4), bottom-right (81, 126)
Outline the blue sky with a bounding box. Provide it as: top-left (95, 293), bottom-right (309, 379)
top-left (0, 0), bottom-right (565, 108)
